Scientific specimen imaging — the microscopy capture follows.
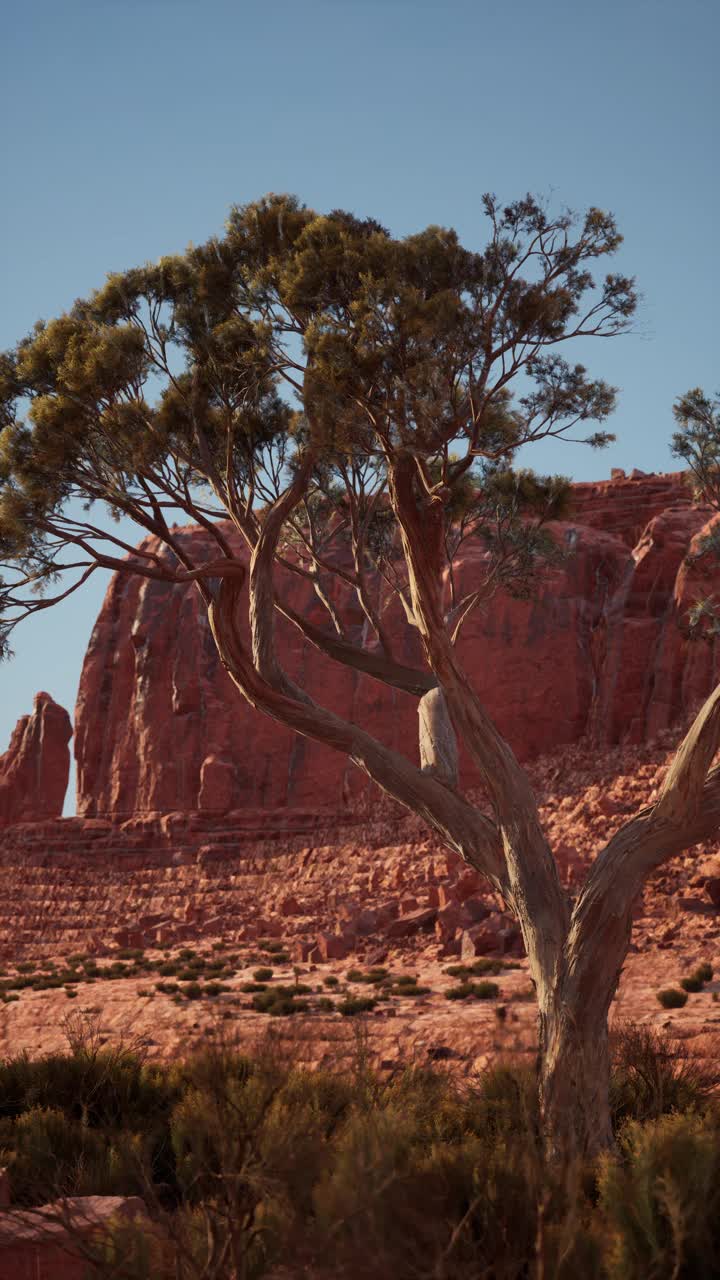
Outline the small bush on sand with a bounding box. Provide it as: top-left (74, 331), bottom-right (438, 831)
top-left (656, 987), bottom-right (688, 1009)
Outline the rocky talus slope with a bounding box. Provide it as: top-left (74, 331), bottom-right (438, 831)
top-left (0, 725), bottom-right (718, 1073)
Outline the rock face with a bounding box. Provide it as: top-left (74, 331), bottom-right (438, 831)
top-left (0, 693), bottom-right (72, 827)
top-left (74, 471), bottom-right (720, 817)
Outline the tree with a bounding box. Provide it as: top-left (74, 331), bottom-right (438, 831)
top-left (671, 390), bottom-right (720, 637)
top-left (4, 190), bottom-right (715, 1163)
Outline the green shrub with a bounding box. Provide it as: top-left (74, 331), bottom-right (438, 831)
top-left (251, 986), bottom-right (311, 1016)
top-left (680, 975), bottom-right (703, 993)
top-left (446, 980), bottom-right (499, 1001)
top-left (324, 975), bottom-right (340, 988)
top-left (253, 967), bottom-right (274, 982)
top-left (656, 987), bottom-right (688, 1009)
top-left (695, 961), bottom-right (714, 984)
top-left (337, 996), bottom-right (377, 1017)
top-left (181, 982), bottom-right (203, 1001)
top-left (599, 1113), bottom-right (720, 1278)
top-left (610, 1024), bottom-right (719, 1126)
top-left (475, 980), bottom-right (500, 1000)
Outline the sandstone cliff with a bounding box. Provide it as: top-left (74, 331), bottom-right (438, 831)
top-left (74, 470), bottom-right (720, 817)
top-left (0, 692), bottom-right (72, 827)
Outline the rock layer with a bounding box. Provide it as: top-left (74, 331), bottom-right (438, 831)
top-left (74, 470), bottom-right (720, 817)
top-left (0, 693), bottom-right (72, 827)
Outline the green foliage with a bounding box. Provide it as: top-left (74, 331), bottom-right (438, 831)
top-left (445, 979), bottom-right (500, 1001)
top-left (599, 1113), bottom-right (720, 1278)
top-left (0, 1028), bottom-right (716, 1275)
top-left (337, 995), bottom-right (377, 1017)
top-left (251, 984), bottom-right (312, 1016)
top-left (0, 191), bottom-right (635, 662)
top-left (680, 974), bottom-right (703, 993)
top-left (609, 1025), bottom-right (719, 1126)
top-left (656, 987), bottom-right (688, 1009)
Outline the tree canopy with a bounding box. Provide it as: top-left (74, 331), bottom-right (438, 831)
top-left (0, 192), bottom-right (635, 661)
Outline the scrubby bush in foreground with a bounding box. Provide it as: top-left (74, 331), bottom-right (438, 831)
top-left (0, 1023), bottom-right (717, 1277)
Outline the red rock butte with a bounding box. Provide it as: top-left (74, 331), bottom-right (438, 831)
top-left (4, 469), bottom-right (720, 823)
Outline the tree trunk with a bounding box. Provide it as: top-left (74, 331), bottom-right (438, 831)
top-left (538, 991), bottom-right (614, 1162)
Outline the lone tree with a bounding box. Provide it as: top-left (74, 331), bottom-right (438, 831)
top-left (2, 193), bottom-right (717, 1159)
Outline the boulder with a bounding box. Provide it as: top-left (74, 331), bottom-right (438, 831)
top-left (386, 907), bottom-right (438, 939)
top-left (705, 878), bottom-right (720, 909)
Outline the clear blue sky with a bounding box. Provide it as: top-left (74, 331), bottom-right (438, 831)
top-left (1, 0), bottom-right (718, 811)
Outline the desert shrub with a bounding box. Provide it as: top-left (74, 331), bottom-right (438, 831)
top-left (680, 974), bottom-right (703, 993)
top-left (610, 1024), bottom-right (719, 1127)
top-left (599, 1112), bottom-right (720, 1278)
top-left (656, 987), bottom-right (688, 1009)
top-left (181, 982), bottom-right (203, 1001)
top-left (309, 1075), bottom-right (591, 1280)
top-left (253, 968), bottom-right (274, 982)
top-left (446, 980), bottom-right (500, 1001)
top-left (388, 976), bottom-right (431, 997)
top-left (203, 982), bottom-right (230, 998)
top-left (338, 996), bottom-right (377, 1017)
top-left (252, 987), bottom-right (311, 1016)
top-left (258, 941), bottom-right (288, 956)
top-left (0, 1106), bottom-right (150, 1205)
top-left (0, 1026), bottom-right (715, 1274)
top-left (0, 1038), bottom-right (176, 1136)
top-left (444, 959), bottom-right (507, 979)
top-left (323, 975), bottom-right (340, 988)
top-left (695, 961), bottom-right (714, 983)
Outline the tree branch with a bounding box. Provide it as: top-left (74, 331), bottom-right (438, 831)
top-left (208, 571), bottom-right (508, 893)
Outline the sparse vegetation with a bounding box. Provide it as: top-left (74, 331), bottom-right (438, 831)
top-left (656, 987), bottom-right (689, 1009)
top-left (680, 974), bottom-right (703, 993)
top-left (446, 980), bottom-right (500, 1001)
top-left (337, 995), bottom-right (378, 1017)
top-left (0, 1024), bottom-right (715, 1277)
